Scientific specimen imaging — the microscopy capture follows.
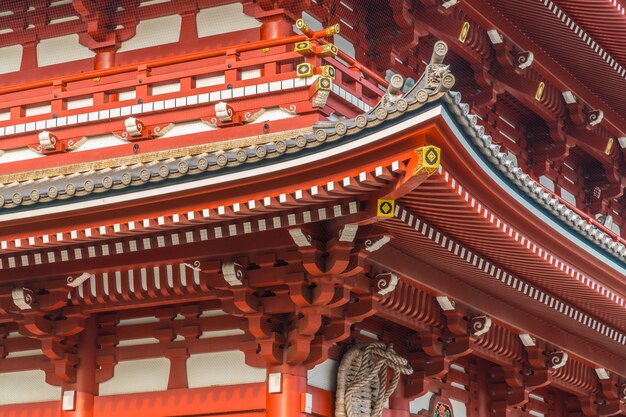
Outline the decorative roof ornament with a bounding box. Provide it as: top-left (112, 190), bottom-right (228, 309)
top-left (38, 131), bottom-right (58, 151)
top-left (375, 272), bottom-right (399, 296)
top-left (11, 287), bottom-right (34, 310)
top-left (221, 261), bottom-right (245, 286)
top-left (66, 272), bottom-right (93, 288)
top-left (215, 102), bottom-right (234, 123)
top-left (114, 117), bottom-right (173, 141)
top-left (586, 109), bottom-right (604, 127)
top-left (312, 76), bottom-right (332, 108)
top-left (124, 117), bottom-right (144, 137)
top-left (365, 235), bottom-right (391, 252)
top-left (33, 131), bottom-right (87, 154)
top-left (516, 51), bottom-right (534, 69)
top-left (471, 315), bottom-right (493, 337)
top-left (547, 350), bottom-right (569, 369)
top-left (294, 17), bottom-right (341, 109)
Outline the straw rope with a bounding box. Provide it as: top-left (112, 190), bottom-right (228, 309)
top-left (335, 343), bottom-right (413, 417)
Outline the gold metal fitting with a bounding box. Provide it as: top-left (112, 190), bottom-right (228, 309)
top-left (605, 138), bottom-right (614, 155)
top-left (297, 63), bottom-right (314, 78)
top-left (315, 76), bottom-right (333, 92)
top-left (320, 65), bottom-right (335, 79)
top-left (294, 41), bottom-right (315, 56)
top-left (414, 145), bottom-right (441, 177)
top-left (535, 81), bottom-right (545, 101)
top-left (459, 22), bottom-right (470, 43)
top-left (377, 199), bottom-right (395, 218)
top-left (325, 23), bottom-right (340, 37)
top-left (319, 43), bottom-right (338, 57)
top-left (295, 19), bottom-right (311, 35)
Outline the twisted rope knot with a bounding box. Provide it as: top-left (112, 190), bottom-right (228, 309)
top-left (336, 343), bottom-right (413, 417)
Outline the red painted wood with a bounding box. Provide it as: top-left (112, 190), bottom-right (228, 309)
top-left (92, 384), bottom-right (265, 417)
top-left (266, 365), bottom-right (307, 417)
top-left (0, 401), bottom-right (60, 417)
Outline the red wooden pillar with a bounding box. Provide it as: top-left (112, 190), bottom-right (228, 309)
top-left (167, 347), bottom-right (189, 390)
top-left (179, 9), bottom-right (198, 44)
top-left (260, 14), bottom-right (294, 40)
top-left (266, 365), bottom-right (307, 417)
top-left (475, 359), bottom-right (489, 417)
top-left (21, 39), bottom-right (38, 70)
top-left (62, 317), bottom-right (96, 417)
top-left (94, 47), bottom-right (117, 70)
top-left (389, 380), bottom-right (410, 417)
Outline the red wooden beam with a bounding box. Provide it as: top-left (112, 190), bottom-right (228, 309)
top-left (368, 245), bottom-right (626, 375)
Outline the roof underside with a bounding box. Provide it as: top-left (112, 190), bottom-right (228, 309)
top-left (485, 0), bottom-right (626, 123)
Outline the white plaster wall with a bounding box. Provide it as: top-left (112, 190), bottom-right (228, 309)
top-left (196, 4), bottom-right (261, 38)
top-left (539, 175), bottom-right (555, 191)
top-left (0, 44), bottom-right (22, 74)
top-left (307, 358), bottom-right (338, 391)
top-left (186, 351), bottom-right (266, 388)
top-left (99, 358), bottom-right (170, 396)
top-left (37, 34), bottom-right (95, 67)
top-left (196, 74), bottom-right (225, 88)
top-left (451, 398), bottom-right (467, 417)
top-left (409, 392), bottom-right (434, 414)
top-left (119, 15), bottom-right (182, 52)
top-left (0, 370), bottom-right (61, 405)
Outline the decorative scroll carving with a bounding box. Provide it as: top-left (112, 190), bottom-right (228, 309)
top-left (221, 261), bottom-right (245, 286)
top-left (516, 51), bottom-right (534, 69)
top-left (470, 315), bottom-right (492, 337)
top-left (375, 272), bottom-right (398, 296)
top-left (182, 260), bottom-right (202, 272)
top-left (547, 350), bottom-right (568, 369)
top-left (215, 102), bottom-right (234, 123)
top-left (115, 117), bottom-right (173, 141)
top-left (124, 117), bottom-right (144, 137)
top-left (586, 109), bottom-right (604, 127)
top-left (12, 287), bottom-right (34, 310)
top-left (244, 108), bottom-right (266, 123)
top-left (32, 131), bottom-right (87, 154)
top-left (365, 235), bottom-right (391, 252)
top-left (39, 131), bottom-right (58, 150)
top-left (336, 343), bottom-right (413, 417)
top-left (67, 272), bottom-right (93, 288)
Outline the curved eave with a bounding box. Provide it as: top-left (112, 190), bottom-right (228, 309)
top-left (0, 91), bottom-right (623, 372)
top-left (1, 97), bottom-right (624, 289)
top-left (434, 95), bottom-right (626, 287)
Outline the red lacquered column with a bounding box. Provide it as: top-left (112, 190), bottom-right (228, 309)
top-left (266, 365), bottom-right (308, 417)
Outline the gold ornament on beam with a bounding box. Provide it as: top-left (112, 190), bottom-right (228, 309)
top-left (535, 81), bottom-right (545, 101)
top-left (414, 145), bottom-right (441, 176)
top-left (459, 22), bottom-right (470, 43)
top-left (319, 43), bottom-right (338, 57)
top-left (294, 41), bottom-right (315, 56)
top-left (605, 138), bottom-right (614, 156)
top-left (297, 63), bottom-right (314, 77)
top-left (320, 65), bottom-right (336, 79)
top-left (295, 19), bottom-right (312, 36)
top-left (315, 76), bottom-right (333, 92)
top-left (325, 23), bottom-right (340, 37)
